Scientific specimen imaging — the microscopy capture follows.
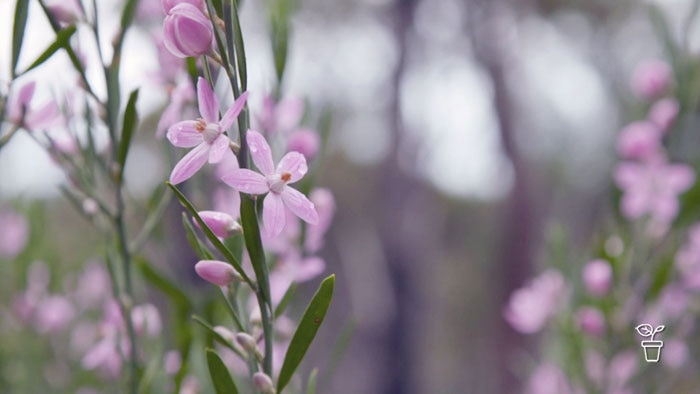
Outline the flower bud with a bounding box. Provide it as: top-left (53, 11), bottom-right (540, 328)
top-left (131, 303), bottom-right (162, 337)
top-left (163, 3), bottom-right (213, 58)
top-left (631, 59), bottom-right (672, 100)
top-left (162, 0), bottom-right (204, 14)
top-left (253, 372), bottom-right (276, 394)
top-left (287, 128), bottom-right (320, 161)
top-left (213, 325), bottom-right (235, 343)
top-left (194, 260), bottom-right (239, 286)
top-left (575, 307), bottom-right (606, 336)
top-left (582, 259), bottom-right (612, 297)
top-left (648, 97), bottom-right (679, 132)
top-left (235, 332), bottom-right (263, 362)
top-left (45, 0), bottom-right (83, 26)
top-left (195, 211), bottom-right (241, 238)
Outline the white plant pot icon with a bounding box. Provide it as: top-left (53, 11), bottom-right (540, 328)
top-left (640, 340), bottom-right (663, 362)
top-left (635, 324), bottom-right (665, 362)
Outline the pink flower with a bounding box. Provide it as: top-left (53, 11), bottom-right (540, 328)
top-left (582, 259), bottom-right (612, 297)
top-left (195, 211), bottom-right (241, 238)
top-left (33, 295), bottom-right (75, 333)
top-left (45, 0), bottom-right (83, 26)
top-left (504, 269), bottom-right (567, 334)
top-left (648, 97), bottom-right (679, 132)
top-left (222, 130), bottom-right (319, 237)
top-left (131, 303), bottom-right (162, 337)
top-left (676, 224), bottom-right (700, 289)
top-left (167, 77), bottom-right (248, 184)
top-left (7, 81), bottom-right (60, 130)
top-left (157, 79), bottom-right (195, 137)
top-left (163, 3), bottom-right (213, 58)
top-left (575, 307), bottom-right (605, 336)
top-left (195, 260), bottom-right (239, 286)
top-left (616, 121), bottom-right (662, 161)
top-left (614, 158), bottom-right (694, 223)
top-left (526, 364), bottom-right (578, 394)
top-left (631, 59), bottom-right (672, 100)
top-left (304, 188), bottom-right (335, 253)
top-left (257, 95), bottom-right (304, 135)
top-left (0, 210), bottom-right (29, 260)
top-left (287, 128), bottom-right (320, 160)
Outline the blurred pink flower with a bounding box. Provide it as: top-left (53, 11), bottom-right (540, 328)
top-left (33, 295), bottom-right (75, 333)
top-left (504, 269), bottom-right (567, 334)
top-left (163, 350), bottom-right (182, 375)
top-left (631, 59), bottom-right (672, 100)
top-left (45, 0), bottom-right (83, 26)
top-left (222, 130), bottom-right (319, 237)
top-left (167, 78), bottom-right (248, 184)
top-left (614, 158), bottom-right (694, 223)
top-left (582, 259), bottom-right (612, 297)
top-left (608, 351), bottom-right (638, 391)
top-left (663, 339), bottom-right (688, 369)
top-left (616, 121), bottom-right (662, 161)
top-left (0, 210), bottom-right (29, 260)
top-left (131, 303), bottom-right (162, 337)
top-left (305, 188), bottom-right (336, 253)
top-left (287, 128), bottom-right (320, 160)
top-left (7, 81), bottom-right (60, 130)
top-left (257, 95), bottom-right (304, 135)
top-left (575, 307), bottom-right (605, 336)
top-left (157, 79), bottom-right (195, 137)
top-left (676, 223), bottom-right (700, 289)
top-left (163, 3), bottom-right (213, 58)
top-left (648, 97), bottom-right (679, 132)
top-left (526, 364), bottom-right (579, 394)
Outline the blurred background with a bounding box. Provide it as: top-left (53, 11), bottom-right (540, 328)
top-left (1, 0), bottom-right (698, 392)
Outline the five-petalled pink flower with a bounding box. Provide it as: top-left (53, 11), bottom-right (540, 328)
top-left (222, 130), bottom-right (318, 237)
top-left (166, 77), bottom-right (248, 184)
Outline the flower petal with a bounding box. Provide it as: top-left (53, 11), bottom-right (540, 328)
top-left (246, 130), bottom-right (275, 176)
top-left (276, 151), bottom-right (308, 183)
top-left (220, 91), bottom-right (249, 131)
top-left (263, 193), bottom-right (286, 238)
top-left (169, 142), bottom-right (210, 184)
top-left (197, 77), bottom-right (219, 124)
top-left (208, 134), bottom-right (230, 164)
top-left (665, 164), bottom-right (695, 192)
top-left (281, 187), bottom-right (318, 224)
top-left (167, 120), bottom-right (203, 147)
top-left (221, 169), bottom-right (269, 194)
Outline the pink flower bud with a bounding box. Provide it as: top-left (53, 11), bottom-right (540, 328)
top-left (253, 372), bottom-right (275, 394)
top-left (45, 0), bottom-right (83, 26)
top-left (163, 350), bottom-right (182, 375)
top-left (163, 3), bottom-right (213, 58)
top-left (631, 59), bottom-right (672, 100)
top-left (195, 211), bottom-right (241, 238)
top-left (194, 260), bottom-right (238, 286)
top-left (575, 307), bottom-right (606, 336)
top-left (162, 0), bottom-right (204, 14)
top-left (648, 97), bottom-right (679, 132)
top-left (287, 128), bottom-right (320, 160)
top-left (131, 303), bottom-right (162, 337)
top-left (616, 121), bottom-right (661, 160)
top-left (213, 326), bottom-right (235, 342)
top-left (0, 210), bottom-right (29, 260)
top-left (582, 259), bottom-right (612, 297)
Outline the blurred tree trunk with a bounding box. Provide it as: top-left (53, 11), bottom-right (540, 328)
top-left (466, 1), bottom-right (537, 392)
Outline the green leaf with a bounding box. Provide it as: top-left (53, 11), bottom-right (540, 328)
top-left (206, 349), bottom-right (239, 394)
top-left (119, 0), bottom-right (140, 40)
top-left (274, 282), bottom-right (296, 318)
top-left (117, 89), bottom-right (139, 169)
top-left (228, 0), bottom-right (247, 90)
top-left (11, 0), bottom-right (30, 77)
top-left (182, 212), bottom-right (216, 261)
top-left (277, 274), bottom-right (335, 393)
top-left (20, 25), bottom-right (77, 75)
top-left (136, 257), bottom-right (191, 311)
top-left (167, 182), bottom-right (254, 287)
top-left (307, 368), bottom-right (318, 394)
top-left (240, 195), bottom-right (271, 305)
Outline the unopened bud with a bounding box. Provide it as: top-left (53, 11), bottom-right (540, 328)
top-left (194, 260), bottom-right (241, 286)
top-left (213, 325), bottom-right (235, 343)
top-left (253, 372), bottom-right (275, 394)
top-left (195, 211), bottom-right (241, 238)
top-left (575, 307), bottom-right (606, 336)
top-left (235, 332), bottom-right (264, 362)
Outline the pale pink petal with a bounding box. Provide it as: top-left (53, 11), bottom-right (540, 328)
top-left (621, 191), bottom-right (649, 219)
top-left (246, 130), bottom-right (275, 175)
top-left (221, 169), bottom-right (269, 194)
top-left (9, 82), bottom-right (36, 121)
top-left (263, 193), bottom-right (286, 238)
top-left (169, 142), bottom-right (210, 184)
top-left (276, 152), bottom-right (308, 183)
top-left (220, 91), bottom-right (249, 130)
top-left (26, 101), bottom-right (60, 129)
top-left (208, 134), bottom-right (230, 164)
top-left (665, 164), bottom-right (695, 192)
top-left (281, 187), bottom-right (318, 225)
top-left (167, 121), bottom-right (203, 147)
top-left (293, 257), bottom-right (325, 282)
top-left (276, 98), bottom-right (304, 133)
top-left (614, 162), bottom-right (643, 189)
top-left (652, 195), bottom-right (678, 222)
top-left (197, 77), bottom-right (219, 124)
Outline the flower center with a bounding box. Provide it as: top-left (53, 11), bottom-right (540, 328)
top-left (195, 118), bottom-right (221, 144)
top-left (268, 172), bottom-right (292, 194)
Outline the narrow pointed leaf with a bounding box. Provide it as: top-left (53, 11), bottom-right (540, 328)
top-left (12, 0), bottom-right (30, 77)
top-left (167, 182), bottom-right (254, 287)
top-left (136, 258), bottom-right (190, 311)
top-left (21, 25), bottom-right (77, 75)
top-left (182, 212), bottom-right (216, 261)
top-left (277, 274), bottom-right (335, 392)
top-left (117, 89), bottom-right (139, 169)
top-left (206, 349), bottom-right (239, 394)
top-left (274, 282), bottom-right (296, 318)
top-left (193, 316), bottom-right (237, 353)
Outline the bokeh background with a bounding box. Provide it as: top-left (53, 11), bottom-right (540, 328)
top-left (2, 0), bottom-right (699, 392)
